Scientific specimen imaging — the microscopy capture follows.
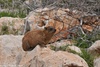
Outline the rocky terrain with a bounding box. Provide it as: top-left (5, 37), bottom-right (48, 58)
top-left (0, 35), bottom-right (88, 67)
top-left (0, 0), bottom-right (100, 67)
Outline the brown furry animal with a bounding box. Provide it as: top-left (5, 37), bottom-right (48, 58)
top-left (22, 26), bottom-right (56, 51)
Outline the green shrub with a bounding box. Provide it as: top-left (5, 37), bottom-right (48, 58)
top-left (0, 11), bottom-right (26, 18)
top-left (79, 49), bottom-right (94, 67)
top-left (68, 48), bottom-right (94, 67)
top-left (0, 0), bottom-right (27, 18)
top-left (73, 30), bottom-right (100, 48)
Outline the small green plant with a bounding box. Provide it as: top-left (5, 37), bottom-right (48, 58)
top-left (59, 45), bottom-right (67, 51)
top-left (50, 45), bottom-right (69, 51)
top-left (73, 30), bottom-right (100, 48)
top-left (66, 47), bottom-right (80, 54)
top-left (50, 45), bottom-right (57, 51)
top-left (74, 34), bottom-right (90, 48)
top-left (0, 22), bottom-right (20, 35)
top-left (79, 49), bottom-right (94, 67)
top-left (0, 24), bottom-right (9, 35)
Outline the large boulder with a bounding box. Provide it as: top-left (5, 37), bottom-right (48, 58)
top-left (0, 17), bottom-right (24, 34)
top-left (0, 35), bottom-right (88, 67)
top-left (25, 8), bottom-right (80, 42)
top-left (25, 8), bottom-right (100, 43)
top-left (0, 35), bottom-right (24, 67)
top-left (88, 40), bottom-right (100, 55)
top-left (88, 40), bottom-right (100, 67)
top-left (19, 46), bottom-right (88, 67)
top-left (94, 57), bottom-right (100, 67)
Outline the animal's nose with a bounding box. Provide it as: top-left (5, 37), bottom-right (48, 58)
top-left (50, 28), bottom-right (53, 31)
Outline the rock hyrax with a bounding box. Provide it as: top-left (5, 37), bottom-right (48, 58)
top-left (22, 26), bottom-right (56, 51)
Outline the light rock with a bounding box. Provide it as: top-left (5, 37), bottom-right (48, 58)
top-left (47, 40), bottom-right (73, 48)
top-left (68, 45), bottom-right (82, 53)
top-left (88, 40), bottom-right (100, 55)
top-left (0, 35), bottom-right (24, 67)
top-left (0, 17), bottom-right (24, 28)
top-left (82, 25), bottom-right (93, 32)
top-left (94, 57), bottom-right (100, 67)
top-left (19, 46), bottom-right (88, 67)
top-left (0, 35), bottom-right (88, 67)
top-left (0, 17), bottom-right (24, 34)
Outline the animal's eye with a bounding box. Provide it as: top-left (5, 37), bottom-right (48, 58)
top-left (49, 28), bottom-right (53, 31)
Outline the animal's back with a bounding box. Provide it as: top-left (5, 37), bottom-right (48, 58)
top-left (22, 30), bottom-right (44, 51)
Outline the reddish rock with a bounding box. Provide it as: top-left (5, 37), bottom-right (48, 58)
top-left (82, 25), bottom-right (93, 32)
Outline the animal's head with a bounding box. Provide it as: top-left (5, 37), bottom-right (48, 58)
top-left (44, 26), bottom-right (56, 34)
